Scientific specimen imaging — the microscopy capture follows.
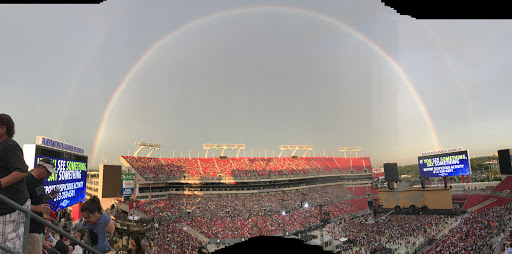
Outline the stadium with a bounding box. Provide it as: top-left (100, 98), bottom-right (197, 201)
top-left (96, 143), bottom-right (512, 254)
top-left (3, 2), bottom-right (512, 254)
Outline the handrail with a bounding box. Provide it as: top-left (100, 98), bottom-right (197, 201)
top-left (0, 193), bottom-right (101, 254)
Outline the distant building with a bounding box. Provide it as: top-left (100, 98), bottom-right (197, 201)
top-left (86, 164), bottom-right (122, 210)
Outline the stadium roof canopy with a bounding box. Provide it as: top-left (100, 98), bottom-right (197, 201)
top-left (279, 145), bottom-right (312, 158)
top-left (339, 147), bottom-right (361, 158)
top-left (134, 142), bottom-right (161, 157)
top-left (203, 144), bottom-right (246, 158)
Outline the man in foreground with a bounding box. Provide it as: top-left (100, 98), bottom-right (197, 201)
top-left (25, 157), bottom-right (58, 254)
top-left (0, 113), bottom-right (30, 254)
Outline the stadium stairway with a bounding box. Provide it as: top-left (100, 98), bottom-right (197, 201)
top-left (435, 214), bottom-right (466, 240)
top-left (467, 197), bottom-right (497, 212)
top-left (178, 222), bottom-right (210, 243)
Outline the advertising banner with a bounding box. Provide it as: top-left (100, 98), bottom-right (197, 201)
top-left (121, 173), bottom-right (135, 196)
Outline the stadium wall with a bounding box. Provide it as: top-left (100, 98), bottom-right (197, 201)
top-left (134, 181), bottom-right (373, 200)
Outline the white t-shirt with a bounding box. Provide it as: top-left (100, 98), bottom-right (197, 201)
top-left (71, 245), bottom-right (83, 254)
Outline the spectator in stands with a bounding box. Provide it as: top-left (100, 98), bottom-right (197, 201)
top-left (25, 157), bottom-right (58, 254)
top-left (128, 235), bottom-right (145, 254)
top-left (425, 203), bottom-right (512, 254)
top-left (0, 114), bottom-right (31, 254)
top-left (54, 230), bottom-right (72, 254)
top-left (506, 242), bottom-right (512, 254)
top-left (46, 228), bottom-right (58, 247)
top-left (70, 228), bottom-right (89, 254)
top-left (73, 217), bottom-right (84, 232)
top-left (81, 196), bottom-right (115, 253)
top-left (59, 209), bottom-right (69, 225)
top-left (63, 213), bottom-right (73, 232)
top-left (43, 227), bottom-right (58, 254)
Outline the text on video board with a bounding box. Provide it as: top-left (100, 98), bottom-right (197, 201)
top-left (36, 156), bottom-right (87, 211)
top-left (418, 150), bottom-right (470, 177)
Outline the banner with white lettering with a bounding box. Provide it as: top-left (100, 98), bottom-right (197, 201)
top-left (418, 150), bottom-right (470, 177)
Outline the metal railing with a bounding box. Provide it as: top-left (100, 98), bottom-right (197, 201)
top-left (493, 216), bottom-right (512, 254)
top-left (0, 193), bottom-right (101, 254)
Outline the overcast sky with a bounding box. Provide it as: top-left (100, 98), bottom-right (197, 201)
top-left (1, 0), bottom-right (511, 169)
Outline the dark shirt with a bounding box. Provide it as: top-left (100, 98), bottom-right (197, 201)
top-left (0, 138), bottom-right (29, 215)
top-left (25, 173), bottom-right (46, 234)
top-left (55, 239), bottom-right (69, 254)
top-left (127, 248), bottom-right (144, 254)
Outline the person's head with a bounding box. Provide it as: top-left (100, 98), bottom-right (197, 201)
top-left (33, 157), bottom-right (57, 180)
top-left (0, 114), bottom-right (15, 140)
top-left (81, 196), bottom-right (103, 225)
top-left (73, 230), bottom-right (80, 240)
top-left (130, 235), bottom-right (143, 253)
top-left (60, 230), bottom-right (70, 241)
top-left (74, 228), bottom-right (87, 240)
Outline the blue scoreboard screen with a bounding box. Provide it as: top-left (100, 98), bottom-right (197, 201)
top-left (35, 156), bottom-right (87, 211)
top-left (418, 150), bottom-right (471, 177)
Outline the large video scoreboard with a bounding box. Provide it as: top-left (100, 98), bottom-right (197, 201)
top-left (24, 137), bottom-right (88, 211)
top-left (418, 149), bottom-right (471, 178)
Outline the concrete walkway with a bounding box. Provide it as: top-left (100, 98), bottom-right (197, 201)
top-left (177, 223), bottom-right (210, 243)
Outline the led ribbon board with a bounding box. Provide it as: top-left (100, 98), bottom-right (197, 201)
top-left (418, 150), bottom-right (470, 177)
top-left (36, 156), bottom-right (87, 211)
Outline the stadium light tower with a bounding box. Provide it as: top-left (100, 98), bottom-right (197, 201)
top-left (134, 142), bottom-right (161, 157)
top-left (203, 144), bottom-right (246, 158)
top-left (278, 145), bottom-right (312, 158)
top-left (339, 146), bottom-right (361, 158)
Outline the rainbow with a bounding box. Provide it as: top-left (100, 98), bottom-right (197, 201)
top-left (90, 5), bottom-right (441, 165)
top-left (56, 2), bottom-right (138, 138)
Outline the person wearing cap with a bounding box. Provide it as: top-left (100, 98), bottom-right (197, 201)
top-left (25, 157), bottom-right (58, 254)
top-left (0, 114), bottom-right (31, 254)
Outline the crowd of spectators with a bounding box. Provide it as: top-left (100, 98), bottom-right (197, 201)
top-left (424, 202), bottom-right (512, 254)
top-left (123, 156), bottom-right (372, 181)
top-left (125, 186), bottom-right (373, 253)
top-left (130, 185), bottom-right (370, 219)
top-left (327, 214), bottom-right (451, 253)
top-left (146, 221), bottom-right (204, 254)
top-left (123, 156), bottom-right (181, 179)
top-left (121, 179), bottom-right (512, 254)
top-left (215, 158), bottom-right (234, 176)
top-left (41, 209), bottom-right (91, 254)
top-left (198, 159), bottom-right (218, 177)
top-left (122, 184), bottom-right (372, 253)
